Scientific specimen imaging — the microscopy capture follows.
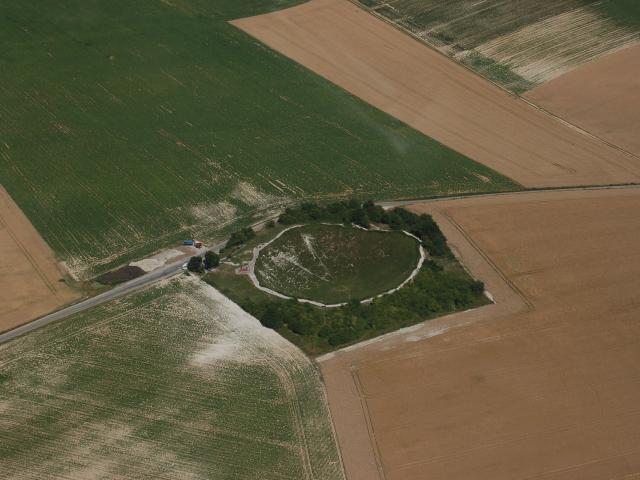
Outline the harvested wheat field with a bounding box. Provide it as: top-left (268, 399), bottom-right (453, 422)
top-left (232, 0), bottom-right (640, 188)
top-left (0, 187), bottom-right (78, 332)
top-left (319, 187), bottom-right (640, 480)
top-left (527, 44), bottom-right (640, 157)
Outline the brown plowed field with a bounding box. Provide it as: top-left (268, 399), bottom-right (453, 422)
top-left (0, 187), bottom-right (78, 332)
top-left (527, 44), bottom-right (640, 157)
top-left (319, 187), bottom-right (640, 480)
top-left (232, 0), bottom-right (640, 188)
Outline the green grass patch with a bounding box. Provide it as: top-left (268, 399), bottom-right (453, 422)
top-left (0, 0), bottom-right (517, 279)
top-left (255, 224), bottom-right (420, 304)
top-left (0, 277), bottom-right (344, 479)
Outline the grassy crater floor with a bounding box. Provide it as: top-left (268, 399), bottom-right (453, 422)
top-left (254, 224), bottom-right (420, 304)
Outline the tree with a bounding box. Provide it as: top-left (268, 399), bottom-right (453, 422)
top-left (382, 210), bottom-right (404, 230)
top-left (363, 200), bottom-right (384, 223)
top-left (204, 251), bottom-right (220, 270)
top-left (328, 330), bottom-right (352, 347)
top-left (225, 227), bottom-right (256, 250)
top-left (260, 303), bottom-right (284, 329)
top-left (287, 316), bottom-right (313, 336)
top-left (350, 208), bottom-right (370, 228)
top-left (471, 280), bottom-right (485, 295)
top-left (187, 256), bottom-right (204, 273)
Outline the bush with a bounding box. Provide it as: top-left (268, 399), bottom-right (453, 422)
top-left (471, 280), bottom-right (485, 295)
top-left (260, 304), bottom-right (284, 329)
top-left (187, 256), bottom-right (204, 273)
top-left (287, 316), bottom-right (314, 336)
top-left (328, 330), bottom-right (353, 347)
top-left (225, 227), bottom-right (255, 250)
top-left (350, 208), bottom-right (370, 228)
top-left (279, 198), bottom-right (366, 226)
top-left (363, 200), bottom-right (384, 223)
top-left (277, 199), bottom-right (454, 257)
top-left (318, 325), bottom-right (331, 338)
top-left (204, 251), bottom-right (220, 270)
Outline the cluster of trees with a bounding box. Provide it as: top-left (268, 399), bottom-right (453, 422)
top-left (203, 201), bottom-right (485, 352)
top-left (205, 251), bottom-right (220, 269)
top-left (223, 227), bottom-right (255, 251)
top-left (240, 260), bottom-right (486, 351)
top-left (187, 251), bottom-right (220, 273)
top-left (279, 199), bottom-right (380, 228)
top-left (279, 199), bottom-right (452, 257)
top-left (381, 205), bottom-right (452, 257)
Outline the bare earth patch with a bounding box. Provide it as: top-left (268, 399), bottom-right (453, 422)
top-left (232, 0), bottom-right (640, 188)
top-left (0, 186), bottom-right (79, 332)
top-left (319, 187), bottom-right (640, 480)
top-left (527, 44), bottom-right (640, 157)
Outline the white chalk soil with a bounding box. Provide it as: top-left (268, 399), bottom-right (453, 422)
top-left (129, 246), bottom-right (199, 273)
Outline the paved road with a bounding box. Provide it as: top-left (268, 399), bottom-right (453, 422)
top-left (1, 183), bottom-right (638, 345)
top-left (0, 239), bottom-right (226, 345)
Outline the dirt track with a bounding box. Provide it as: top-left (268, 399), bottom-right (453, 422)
top-left (527, 44), bottom-right (640, 158)
top-left (0, 187), bottom-right (78, 332)
top-left (232, 0), bottom-right (640, 188)
top-left (319, 187), bottom-right (640, 480)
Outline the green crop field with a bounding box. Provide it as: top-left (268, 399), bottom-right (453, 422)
top-left (0, 276), bottom-right (344, 479)
top-left (0, 0), bottom-right (517, 280)
top-left (358, 0), bottom-right (640, 93)
top-left (255, 224), bottom-right (420, 304)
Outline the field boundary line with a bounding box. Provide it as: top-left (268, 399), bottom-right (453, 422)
top-left (441, 210), bottom-right (534, 311)
top-left (269, 357), bottom-right (315, 480)
top-left (383, 405), bottom-right (640, 474)
top-left (378, 183), bottom-right (640, 209)
top-left (318, 364), bottom-right (348, 480)
top-left (346, 0), bottom-right (640, 165)
top-left (518, 95), bottom-right (640, 166)
top-left (0, 188), bottom-right (57, 295)
top-left (350, 366), bottom-right (387, 480)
